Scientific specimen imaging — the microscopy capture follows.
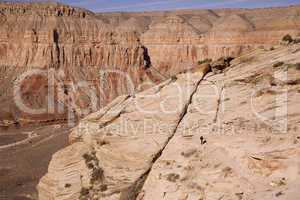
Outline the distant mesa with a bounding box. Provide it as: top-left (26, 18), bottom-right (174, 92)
top-left (165, 14), bottom-right (185, 24)
top-left (188, 16), bottom-right (213, 33)
top-left (265, 14), bottom-right (300, 30)
top-left (0, 2), bottom-right (93, 18)
top-left (211, 14), bottom-right (255, 32)
top-left (142, 14), bottom-right (201, 44)
top-left (117, 17), bottom-right (151, 33)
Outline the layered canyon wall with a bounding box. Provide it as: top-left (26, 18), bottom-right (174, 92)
top-left (100, 6), bottom-right (300, 72)
top-left (0, 3), bottom-right (153, 125)
top-left (0, 2), bottom-right (300, 124)
top-left (38, 43), bottom-right (300, 200)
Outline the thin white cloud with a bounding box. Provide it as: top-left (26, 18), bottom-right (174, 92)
top-left (93, 0), bottom-right (272, 11)
top-left (61, 0), bottom-right (296, 12)
top-left (98, 0), bottom-right (187, 11)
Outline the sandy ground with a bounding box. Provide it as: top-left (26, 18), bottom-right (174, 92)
top-left (0, 124), bottom-right (71, 200)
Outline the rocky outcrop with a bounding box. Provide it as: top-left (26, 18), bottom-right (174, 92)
top-left (139, 44), bottom-right (300, 200)
top-left (0, 2), bottom-right (93, 17)
top-left (1, 3), bottom-right (300, 199)
top-left (117, 17), bottom-right (151, 34)
top-left (211, 14), bottom-right (255, 32)
top-left (0, 2), bottom-right (159, 125)
top-left (38, 44), bottom-right (300, 199)
top-left (141, 15), bottom-right (204, 73)
top-left (210, 57), bottom-right (234, 74)
top-left (140, 8), bottom-right (300, 73)
top-left (188, 16), bottom-right (213, 33)
top-left (38, 64), bottom-right (211, 200)
top-left (1, 2), bottom-right (300, 125)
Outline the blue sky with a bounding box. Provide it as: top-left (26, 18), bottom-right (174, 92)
top-left (18, 0), bottom-right (300, 12)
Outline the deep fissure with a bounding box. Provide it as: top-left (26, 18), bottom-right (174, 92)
top-left (127, 72), bottom-right (210, 200)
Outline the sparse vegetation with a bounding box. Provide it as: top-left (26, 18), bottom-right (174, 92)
top-left (235, 73), bottom-right (273, 85)
top-left (80, 151), bottom-right (105, 199)
top-left (286, 79), bottom-right (300, 85)
top-left (99, 184), bottom-right (108, 192)
top-left (80, 187), bottom-right (89, 196)
top-left (166, 173), bottom-right (180, 182)
top-left (270, 47), bottom-right (275, 51)
top-left (282, 34), bottom-right (293, 43)
top-left (82, 153), bottom-right (94, 163)
top-left (222, 167), bottom-right (233, 177)
top-left (294, 38), bottom-right (300, 44)
top-left (87, 162), bottom-right (94, 169)
top-left (171, 75), bottom-right (177, 82)
top-left (181, 149), bottom-right (197, 158)
top-left (287, 63), bottom-right (300, 70)
top-left (281, 34), bottom-right (300, 44)
top-left (198, 58), bottom-right (212, 65)
top-left (90, 167), bottom-right (104, 184)
top-left (97, 139), bottom-right (110, 146)
top-left (272, 61), bottom-right (284, 68)
top-left (255, 88), bottom-right (277, 97)
top-left (238, 56), bottom-right (255, 64)
top-left (82, 152), bottom-right (104, 182)
top-left (65, 183), bottom-right (71, 188)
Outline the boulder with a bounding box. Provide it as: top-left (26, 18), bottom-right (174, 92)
top-left (210, 57), bottom-right (234, 74)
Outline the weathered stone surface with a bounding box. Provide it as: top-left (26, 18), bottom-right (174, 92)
top-left (210, 57), bottom-right (234, 74)
top-left (1, 2), bottom-right (300, 125)
top-left (139, 44), bottom-right (300, 200)
top-left (38, 65), bottom-right (210, 200)
top-left (0, 2), bottom-right (157, 125)
top-left (1, 3), bottom-right (300, 199)
top-left (39, 44), bottom-right (300, 199)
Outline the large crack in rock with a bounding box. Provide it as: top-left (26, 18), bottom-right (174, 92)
top-left (135, 45), bottom-right (300, 200)
top-left (38, 45), bottom-right (300, 200)
top-left (127, 66), bottom-right (210, 199)
top-left (37, 65), bottom-right (210, 200)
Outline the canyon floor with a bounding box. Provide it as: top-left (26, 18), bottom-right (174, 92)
top-left (0, 124), bottom-right (71, 200)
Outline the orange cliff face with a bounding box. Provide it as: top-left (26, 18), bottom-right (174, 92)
top-left (0, 2), bottom-right (300, 124)
top-left (0, 2), bottom-right (155, 125)
top-left (139, 8), bottom-right (300, 72)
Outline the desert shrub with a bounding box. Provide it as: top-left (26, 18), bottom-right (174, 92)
top-left (286, 79), bottom-right (300, 85)
top-left (90, 168), bottom-right (104, 184)
top-left (238, 56), bottom-right (255, 64)
top-left (97, 139), bottom-right (109, 146)
top-left (282, 34), bottom-right (293, 43)
top-left (235, 73), bottom-right (273, 85)
top-left (294, 38), bottom-right (300, 44)
top-left (270, 47), bottom-right (275, 51)
top-left (273, 62), bottom-right (284, 68)
top-left (224, 57), bottom-right (235, 65)
top-left (80, 187), bottom-right (89, 196)
top-left (100, 184), bottom-right (108, 192)
top-left (82, 153), bottom-right (94, 163)
top-left (255, 89), bottom-right (277, 97)
top-left (198, 58), bottom-right (212, 65)
top-left (65, 183), bottom-right (71, 188)
top-left (82, 152), bottom-right (104, 185)
top-left (171, 75), bottom-right (177, 82)
top-left (166, 173), bottom-right (180, 182)
top-left (287, 63), bottom-right (300, 70)
top-left (87, 162), bottom-right (94, 169)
